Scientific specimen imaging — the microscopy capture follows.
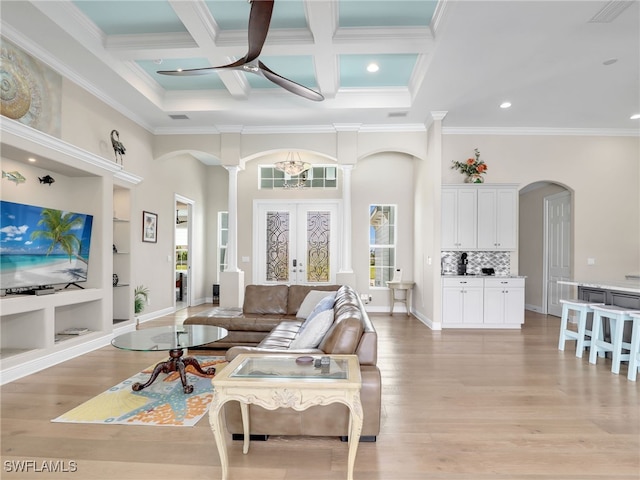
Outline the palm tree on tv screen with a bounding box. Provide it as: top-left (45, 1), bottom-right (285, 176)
top-left (30, 208), bottom-right (86, 263)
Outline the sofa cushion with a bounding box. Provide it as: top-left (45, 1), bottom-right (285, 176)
top-left (297, 290), bottom-right (336, 319)
top-left (289, 309), bottom-right (335, 349)
top-left (318, 316), bottom-right (363, 354)
top-left (286, 285), bottom-right (341, 315)
top-left (243, 284), bottom-right (289, 315)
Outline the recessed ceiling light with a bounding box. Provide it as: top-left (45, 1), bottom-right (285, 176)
top-left (367, 63), bottom-right (379, 73)
top-left (28, 157), bottom-right (36, 162)
top-left (153, 59), bottom-right (163, 65)
top-left (500, 102), bottom-right (512, 109)
top-left (631, 114), bottom-right (640, 120)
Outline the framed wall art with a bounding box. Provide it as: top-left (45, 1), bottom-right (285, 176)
top-left (142, 211), bottom-right (158, 243)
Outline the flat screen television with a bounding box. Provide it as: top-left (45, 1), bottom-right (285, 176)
top-left (0, 200), bottom-right (94, 291)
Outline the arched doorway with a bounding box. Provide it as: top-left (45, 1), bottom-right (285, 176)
top-left (519, 182), bottom-right (572, 316)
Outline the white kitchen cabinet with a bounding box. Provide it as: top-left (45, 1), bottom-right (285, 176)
top-left (477, 187), bottom-right (517, 250)
top-left (442, 184), bottom-right (518, 251)
top-left (483, 277), bottom-right (525, 326)
top-left (442, 277), bottom-right (484, 326)
top-left (442, 276), bottom-right (525, 328)
top-left (441, 187), bottom-right (477, 250)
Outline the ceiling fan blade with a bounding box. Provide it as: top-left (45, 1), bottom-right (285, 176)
top-left (258, 61), bottom-right (324, 101)
top-left (157, 57), bottom-right (248, 76)
top-left (158, 1), bottom-right (272, 77)
top-left (246, 0), bottom-right (274, 62)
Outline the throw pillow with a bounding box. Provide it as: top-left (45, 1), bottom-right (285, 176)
top-left (297, 290), bottom-right (336, 319)
top-left (306, 293), bottom-right (336, 320)
top-left (290, 309), bottom-right (335, 349)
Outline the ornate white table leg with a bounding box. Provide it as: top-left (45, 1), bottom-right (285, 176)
top-left (208, 396), bottom-right (229, 480)
top-left (346, 392), bottom-right (364, 480)
top-left (241, 402), bottom-right (250, 454)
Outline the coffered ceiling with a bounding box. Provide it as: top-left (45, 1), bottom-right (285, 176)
top-left (1, 0), bottom-right (639, 134)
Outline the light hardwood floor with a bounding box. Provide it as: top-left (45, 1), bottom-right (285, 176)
top-left (1, 309), bottom-right (638, 479)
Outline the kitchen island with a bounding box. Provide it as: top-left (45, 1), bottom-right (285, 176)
top-left (558, 279), bottom-right (640, 308)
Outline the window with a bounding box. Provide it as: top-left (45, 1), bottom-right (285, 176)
top-left (369, 205), bottom-right (396, 287)
top-left (218, 211), bottom-right (228, 272)
top-left (259, 166), bottom-right (337, 189)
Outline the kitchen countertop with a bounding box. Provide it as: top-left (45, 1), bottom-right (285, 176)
top-left (558, 279), bottom-right (640, 295)
top-left (442, 274), bottom-right (527, 279)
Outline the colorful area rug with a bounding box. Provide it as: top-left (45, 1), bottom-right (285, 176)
top-left (52, 356), bottom-right (227, 427)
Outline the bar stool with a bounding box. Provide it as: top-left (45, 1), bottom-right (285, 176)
top-left (557, 299), bottom-right (604, 358)
top-left (627, 313), bottom-right (640, 381)
top-left (589, 305), bottom-right (640, 374)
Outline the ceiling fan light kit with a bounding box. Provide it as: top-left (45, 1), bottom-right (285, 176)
top-left (157, 0), bottom-right (323, 102)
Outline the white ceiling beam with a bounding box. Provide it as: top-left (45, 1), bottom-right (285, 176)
top-left (305, 0), bottom-right (339, 98)
top-left (168, 0), bottom-right (250, 99)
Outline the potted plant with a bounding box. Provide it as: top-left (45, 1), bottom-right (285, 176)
top-left (134, 285), bottom-right (149, 315)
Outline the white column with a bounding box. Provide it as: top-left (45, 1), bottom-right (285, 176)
top-left (340, 164), bottom-right (354, 273)
top-left (225, 166), bottom-right (240, 273)
top-left (220, 165), bottom-right (244, 308)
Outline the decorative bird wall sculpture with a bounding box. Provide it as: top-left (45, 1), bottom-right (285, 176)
top-left (111, 130), bottom-right (126, 164)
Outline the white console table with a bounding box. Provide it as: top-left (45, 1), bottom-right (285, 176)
top-left (386, 280), bottom-right (415, 316)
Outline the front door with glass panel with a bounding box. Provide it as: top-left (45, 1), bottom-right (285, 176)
top-left (255, 202), bottom-right (339, 285)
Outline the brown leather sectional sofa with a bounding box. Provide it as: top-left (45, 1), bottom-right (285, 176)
top-left (184, 284), bottom-right (381, 441)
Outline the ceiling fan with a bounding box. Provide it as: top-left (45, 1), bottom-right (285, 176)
top-left (157, 0), bottom-right (324, 102)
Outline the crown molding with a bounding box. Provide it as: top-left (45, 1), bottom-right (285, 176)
top-left (442, 127), bottom-right (640, 137)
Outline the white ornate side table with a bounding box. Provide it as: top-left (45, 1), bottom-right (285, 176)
top-left (209, 354), bottom-right (363, 480)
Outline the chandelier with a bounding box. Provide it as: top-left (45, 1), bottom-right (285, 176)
top-left (274, 152), bottom-right (311, 176)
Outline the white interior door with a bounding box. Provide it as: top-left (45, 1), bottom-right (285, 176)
top-left (255, 201), bottom-right (339, 285)
top-left (545, 191), bottom-right (571, 317)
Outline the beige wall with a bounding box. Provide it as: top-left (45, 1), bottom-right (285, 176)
top-left (442, 134), bottom-right (640, 284)
top-left (352, 151), bottom-right (416, 308)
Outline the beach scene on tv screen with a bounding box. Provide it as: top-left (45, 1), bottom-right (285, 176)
top-left (0, 201), bottom-right (94, 290)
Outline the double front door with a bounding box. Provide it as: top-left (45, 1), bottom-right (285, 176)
top-left (255, 201), bottom-right (339, 285)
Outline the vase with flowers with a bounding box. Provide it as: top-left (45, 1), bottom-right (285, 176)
top-left (451, 148), bottom-right (488, 183)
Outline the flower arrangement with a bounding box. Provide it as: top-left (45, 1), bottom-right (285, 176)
top-left (451, 148), bottom-right (488, 182)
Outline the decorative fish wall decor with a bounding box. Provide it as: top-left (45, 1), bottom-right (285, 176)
top-left (38, 175), bottom-right (55, 186)
top-left (2, 170), bottom-right (26, 185)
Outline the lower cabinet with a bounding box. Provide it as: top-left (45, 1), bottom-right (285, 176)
top-left (442, 277), bottom-right (484, 326)
top-left (442, 276), bottom-right (525, 328)
top-left (483, 278), bottom-right (525, 327)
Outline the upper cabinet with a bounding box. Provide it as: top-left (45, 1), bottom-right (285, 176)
top-left (442, 184), bottom-right (518, 251)
top-left (477, 187), bottom-right (518, 250)
top-left (441, 188), bottom-right (477, 250)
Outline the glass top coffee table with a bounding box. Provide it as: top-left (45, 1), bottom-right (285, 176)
top-left (111, 325), bottom-right (227, 394)
top-left (209, 354), bottom-right (362, 480)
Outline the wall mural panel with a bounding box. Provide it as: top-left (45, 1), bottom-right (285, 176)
top-left (0, 37), bottom-right (62, 137)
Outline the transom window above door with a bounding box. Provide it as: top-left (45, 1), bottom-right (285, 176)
top-left (259, 166), bottom-right (338, 189)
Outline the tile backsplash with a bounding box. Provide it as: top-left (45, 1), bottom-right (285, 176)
top-left (441, 251), bottom-right (511, 275)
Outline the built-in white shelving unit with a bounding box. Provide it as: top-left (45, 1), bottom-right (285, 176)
top-left (0, 119), bottom-right (142, 384)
